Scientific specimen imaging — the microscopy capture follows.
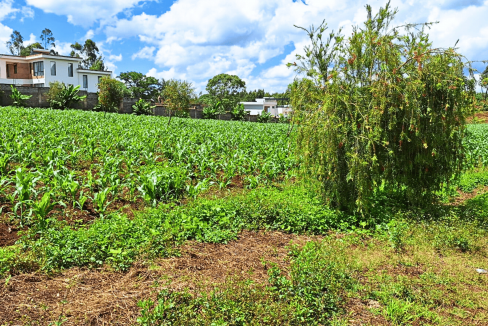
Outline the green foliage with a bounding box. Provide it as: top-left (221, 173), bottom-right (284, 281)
top-left (161, 79), bottom-right (195, 124)
top-left (138, 166), bottom-right (187, 206)
top-left (10, 85), bottom-right (32, 107)
top-left (118, 71), bottom-right (163, 100)
top-left (457, 170), bottom-right (488, 192)
top-left (6, 30), bottom-right (24, 55)
top-left (464, 124), bottom-right (488, 168)
top-left (132, 99), bottom-right (155, 116)
top-left (40, 28), bottom-right (56, 51)
top-left (97, 77), bottom-right (125, 113)
top-left (202, 100), bottom-right (225, 119)
top-left (20, 42), bottom-right (44, 56)
top-left (206, 73), bottom-right (246, 110)
top-left (47, 82), bottom-right (86, 110)
top-left (231, 103), bottom-right (248, 121)
top-left (70, 39), bottom-right (104, 70)
top-left (291, 3), bottom-right (477, 212)
top-left (257, 111), bottom-right (273, 123)
top-left (137, 240), bottom-right (351, 325)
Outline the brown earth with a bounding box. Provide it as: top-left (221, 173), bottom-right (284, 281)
top-left (467, 111), bottom-right (488, 124)
top-left (0, 223), bottom-right (21, 247)
top-left (0, 230), bottom-right (343, 326)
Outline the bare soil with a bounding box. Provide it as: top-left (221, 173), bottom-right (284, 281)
top-left (0, 230), bottom-right (326, 325)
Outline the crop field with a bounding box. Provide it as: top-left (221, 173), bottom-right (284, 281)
top-left (1, 106), bottom-right (488, 325)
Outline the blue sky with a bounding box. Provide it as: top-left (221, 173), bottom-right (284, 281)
top-left (0, 0), bottom-right (487, 93)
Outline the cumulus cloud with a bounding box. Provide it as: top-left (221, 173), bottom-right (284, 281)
top-left (131, 46), bottom-right (155, 60)
top-left (25, 0), bottom-right (151, 27)
top-left (0, 0), bottom-right (17, 21)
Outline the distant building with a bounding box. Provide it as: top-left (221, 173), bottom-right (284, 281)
top-left (0, 49), bottom-right (111, 93)
top-left (240, 97), bottom-right (292, 116)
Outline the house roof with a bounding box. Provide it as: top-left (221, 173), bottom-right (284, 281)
top-left (0, 53), bottom-right (83, 62)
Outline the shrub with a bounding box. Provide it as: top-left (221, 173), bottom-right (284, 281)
top-left (47, 82), bottom-right (86, 110)
top-left (231, 103), bottom-right (248, 121)
top-left (290, 4), bottom-right (477, 212)
top-left (160, 79), bottom-right (195, 125)
top-left (97, 76), bottom-right (125, 113)
top-left (132, 98), bottom-right (155, 116)
top-left (257, 111), bottom-right (273, 123)
top-left (202, 99), bottom-right (225, 119)
top-left (10, 85), bottom-right (32, 107)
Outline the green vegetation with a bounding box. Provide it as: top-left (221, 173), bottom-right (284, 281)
top-left (290, 3), bottom-right (476, 213)
top-left (9, 85), bottom-right (32, 107)
top-left (47, 82), bottom-right (86, 110)
top-left (97, 76), bottom-right (126, 113)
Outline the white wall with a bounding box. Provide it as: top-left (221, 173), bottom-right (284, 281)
top-left (77, 72), bottom-right (108, 93)
top-left (43, 59), bottom-right (78, 87)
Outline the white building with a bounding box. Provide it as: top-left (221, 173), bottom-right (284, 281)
top-left (240, 97), bottom-right (292, 116)
top-left (0, 49), bottom-right (111, 93)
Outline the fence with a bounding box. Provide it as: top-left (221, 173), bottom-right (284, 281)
top-left (0, 85), bottom-right (136, 113)
top-left (0, 85), bottom-right (286, 123)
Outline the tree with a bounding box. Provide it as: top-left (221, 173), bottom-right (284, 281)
top-left (69, 39), bottom-right (105, 70)
top-left (70, 42), bottom-right (82, 58)
top-left (205, 74), bottom-right (246, 110)
top-left (118, 71), bottom-right (163, 100)
top-left (40, 28), bottom-right (56, 54)
top-left (6, 31), bottom-right (24, 55)
top-left (97, 77), bottom-right (126, 114)
top-left (290, 2), bottom-right (476, 213)
top-left (20, 42), bottom-right (43, 56)
top-left (161, 79), bottom-right (195, 125)
top-left (481, 66), bottom-right (488, 101)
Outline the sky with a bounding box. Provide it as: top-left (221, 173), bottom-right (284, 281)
top-left (0, 0), bottom-right (487, 93)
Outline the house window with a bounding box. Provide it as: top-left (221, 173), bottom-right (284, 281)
top-left (83, 75), bottom-right (88, 88)
top-left (6, 65), bottom-right (9, 78)
top-left (98, 76), bottom-right (102, 84)
top-left (68, 63), bottom-right (73, 77)
top-left (50, 61), bottom-right (56, 76)
top-left (33, 61), bottom-right (44, 76)
top-left (14, 65), bottom-right (17, 74)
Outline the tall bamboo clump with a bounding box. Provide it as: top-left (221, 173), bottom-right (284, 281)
top-left (289, 2), bottom-right (477, 213)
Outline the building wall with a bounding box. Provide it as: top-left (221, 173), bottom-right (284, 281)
top-left (6, 62), bottom-right (31, 79)
top-left (77, 72), bottom-right (107, 93)
top-left (43, 59), bottom-right (79, 87)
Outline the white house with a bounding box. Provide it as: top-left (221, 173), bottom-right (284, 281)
top-left (240, 97), bottom-right (292, 116)
top-left (0, 49), bottom-right (111, 93)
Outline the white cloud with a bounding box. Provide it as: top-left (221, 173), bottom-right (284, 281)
top-left (20, 6), bottom-right (34, 21)
top-left (23, 33), bottom-right (37, 46)
top-left (84, 29), bottom-right (95, 40)
top-left (101, 0), bottom-right (488, 92)
top-left (0, 0), bottom-right (18, 21)
top-left (109, 53), bottom-right (122, 61)
top-left (25, 0), bottom-right (150, 27)
top-left (0, 23), bottom-right (13, 54)
top-left (55, 41), bottom-right (73, 56)
top-left (131, 46), bottom-right (155, 60)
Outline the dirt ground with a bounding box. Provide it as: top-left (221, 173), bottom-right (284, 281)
top-left (1, 230), bottom-right (356, 325)
top-left (468, 111), bottom-right (488, 124)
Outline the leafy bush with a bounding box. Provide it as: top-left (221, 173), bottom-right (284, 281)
top-left (97, 76), bottom-right (125, 113)
top-left (10, 85), bottom-right (32, 107)
top-left (160, 79), bottom-right (195, 124)
top-left (202, 100), bottom-right (225, 119)
top-left (47, 82), bottom-right (86, 110)
top-left (257, 111), bottom-right (273, 123)
top-left (231, 103), bottom-right (248, 121)
top-left (290, 4), bottom-right (476, 212)
top-left (132, 98), bottom-right (155, 116)
top-left (278, 113), bottom-right (290, 124)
